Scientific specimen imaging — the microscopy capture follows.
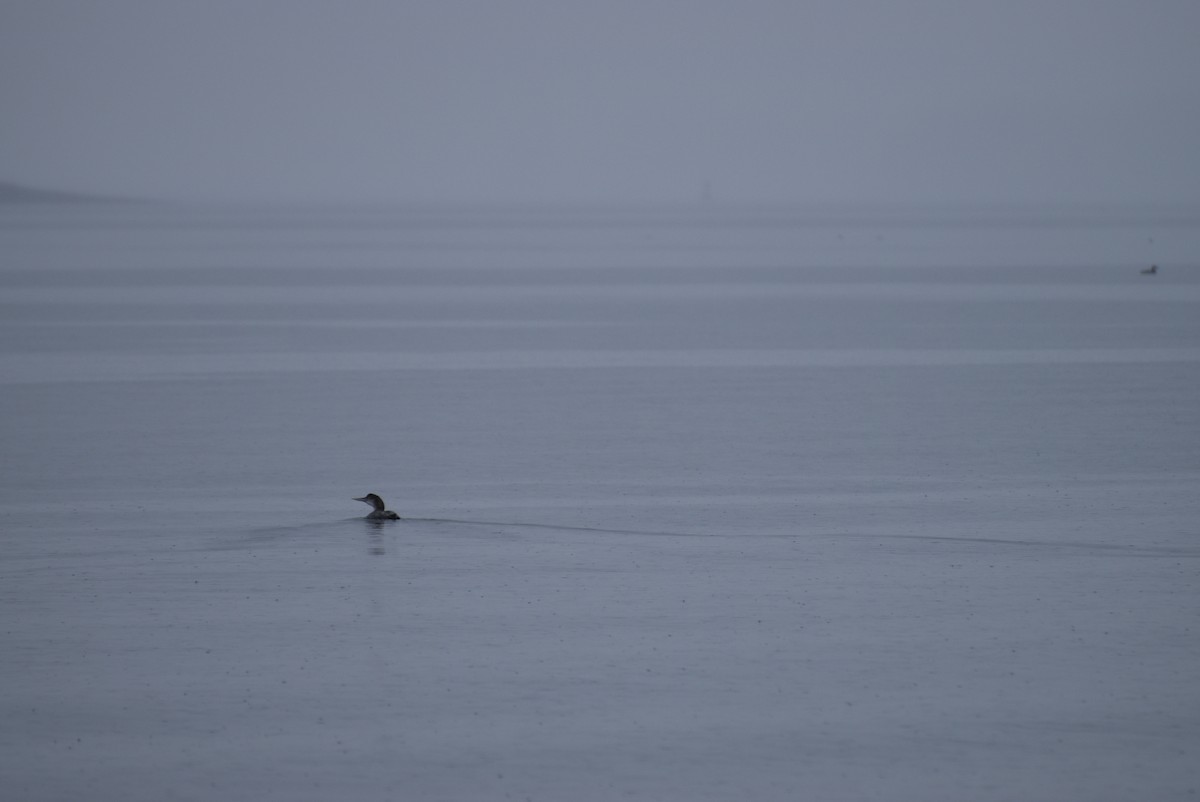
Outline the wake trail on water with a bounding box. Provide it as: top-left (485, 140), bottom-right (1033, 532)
top-left (208, 516), bottom-right (1200, 559)
top-left (402, 518), bottom-right (1200, 556)
top-left (404, 516), bottom-right (712, 539)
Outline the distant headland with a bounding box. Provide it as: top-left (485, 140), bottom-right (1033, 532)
top-left (0, 181), bottom-right (128, 204)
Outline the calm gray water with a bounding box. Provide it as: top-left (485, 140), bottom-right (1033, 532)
top-left (2, 202), bottom-right (1199, 800)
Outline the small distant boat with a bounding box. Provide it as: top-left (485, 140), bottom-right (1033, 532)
top-left (1141, 264), bottom-right (1158, 275)
top-left (354, 493), bottom-right (400, 520)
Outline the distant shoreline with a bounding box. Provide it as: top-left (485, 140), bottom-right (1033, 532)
top-left (0, 181), bottom-right (131, 205)
top-left (1, 181), bottom-right (1197, 229)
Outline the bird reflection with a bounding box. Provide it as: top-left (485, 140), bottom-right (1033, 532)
top-left (363, 518), bottom-right (387, 555)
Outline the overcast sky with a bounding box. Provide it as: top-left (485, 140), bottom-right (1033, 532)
top-left (1, 1), bottom-right (1197, 204)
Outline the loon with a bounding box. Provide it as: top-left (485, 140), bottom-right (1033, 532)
top-left (1141, 264), bottom-right (1158, 275)
top-left (354, 493), bottom-right (400, 520)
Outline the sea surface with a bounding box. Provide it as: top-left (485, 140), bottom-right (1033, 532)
top-left (2, 201), bottom-right (1199, 800)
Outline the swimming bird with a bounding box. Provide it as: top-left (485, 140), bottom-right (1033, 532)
top-left (1141, 264), bottom-right (1158, 275)
top-left (354, 493), bottom-right (400, 520)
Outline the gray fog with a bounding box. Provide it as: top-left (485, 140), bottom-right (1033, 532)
top-left (2, 0), bottom-right (1198, 203)
top-left (5, 5), bottom-right (1200, 798)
